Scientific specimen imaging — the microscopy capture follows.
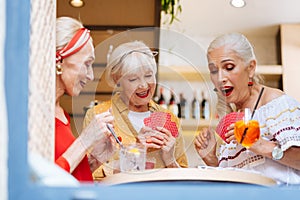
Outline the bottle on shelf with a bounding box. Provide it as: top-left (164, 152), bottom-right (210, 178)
top-left (106, 45), bottom-right (113, 62)
top-left (179, 93), bottom-right (188, 119)
top-left (168, 89), bottom-right (179, 117)
top-left (157, 87), bottom-right (167, 109)
top-left (177, 102), bottom-right (181, 118)
top-left (153, 93), bottom-right (159, 103)
top-left (191, 91), bottom-right (200, 119)
top-left (200, 91), bottom-right (210, 120)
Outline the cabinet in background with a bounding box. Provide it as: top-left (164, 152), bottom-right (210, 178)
top-left (280, 24), bottom-right (300, 102)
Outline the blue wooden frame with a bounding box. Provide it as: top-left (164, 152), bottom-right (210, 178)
top-left (5, 0), bottom-right (30, 199)
top-left (5, 0), bottom-right (300, 199)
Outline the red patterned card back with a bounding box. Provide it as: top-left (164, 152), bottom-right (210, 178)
top-left (216, 112), bottom-right (244, 143)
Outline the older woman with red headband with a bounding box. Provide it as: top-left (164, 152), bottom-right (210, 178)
top-left (55, 17), bottom-right (116, 182)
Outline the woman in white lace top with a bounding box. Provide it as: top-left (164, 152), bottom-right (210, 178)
top-left (194, 33), bottom-right (300, 184)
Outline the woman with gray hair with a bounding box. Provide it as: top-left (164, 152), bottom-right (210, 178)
top-left (55, 17), bottom-right (116, 182)
top-left (194, 33), bottom-right (300, 184)
top-left (84, 41), bottom-right (188, 179)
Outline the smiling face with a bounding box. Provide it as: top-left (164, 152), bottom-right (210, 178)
top-left (119, 64), bottom-right (156, 112)
top-left (59, 40), bottom-right (95, 96)
top-left (208, 46), bottom-right (255, 105)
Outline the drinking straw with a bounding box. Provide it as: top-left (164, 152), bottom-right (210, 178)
top-left (240, 87), bottom-right (265, 144)
top-left (106, 124), bottom-right (124, 148)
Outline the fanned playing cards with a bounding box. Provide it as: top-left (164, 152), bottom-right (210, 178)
top-left (216, 112), bottom-right (244, 143)
top-left (144, 112), bottom-right (178, 137)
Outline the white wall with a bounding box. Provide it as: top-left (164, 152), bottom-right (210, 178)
top-left (281, 24), bottom-right (300, 102)
top-left (0, 0), bottom-right (7, 199)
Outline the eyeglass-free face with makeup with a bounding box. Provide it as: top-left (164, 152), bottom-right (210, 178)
top-left (207, 46), bottom-right (255, 106)
top-left (60, 41), bottom-right (95, 96)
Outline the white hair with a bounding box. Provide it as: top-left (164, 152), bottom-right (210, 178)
top-left (56, 17), bottom-right (91, 51)
top-left (105, 41), bottom-right (157, 87)
top-left (207, 33), bottom-right (256, 64)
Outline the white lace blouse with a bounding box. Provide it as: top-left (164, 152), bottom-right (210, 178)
top-left (218, 94), bottom-right (300, 184)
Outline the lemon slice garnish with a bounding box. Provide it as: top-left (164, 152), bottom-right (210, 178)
top-left (128, 148), bottom-right (140, 155)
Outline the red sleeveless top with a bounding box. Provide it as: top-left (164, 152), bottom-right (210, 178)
top-left (55, 111), bottom-right (93, 182)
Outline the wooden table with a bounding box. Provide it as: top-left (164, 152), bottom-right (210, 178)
top-left (100, 167), bottom-right (277, 187)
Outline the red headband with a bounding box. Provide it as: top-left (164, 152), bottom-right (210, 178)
top-left (56, 28), bottom-right (90, 63)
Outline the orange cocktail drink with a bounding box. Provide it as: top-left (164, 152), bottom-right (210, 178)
top-left (234, 120), bottom-right (260, 148)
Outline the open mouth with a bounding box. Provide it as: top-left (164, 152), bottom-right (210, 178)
top-left (221, 86), bottom-right (233, 97)
top-left (136, 89), bottom-right (150, 98)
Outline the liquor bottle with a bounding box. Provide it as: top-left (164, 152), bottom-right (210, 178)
top-left (179, 93), bottom-right (188, 119)
top-left (106, 45), bottom-right (113, 62)
top-left (168, 90), bottom-right (179, 116)
top-left (191, 91), bottom-right (200, 119)
top-left (157, 87), bottom-right (167, 109)
top-left (200, 91), bottom-right (210, 120)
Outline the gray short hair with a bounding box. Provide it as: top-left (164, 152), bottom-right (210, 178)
top-left (105, 41), bottom-right (157, 87)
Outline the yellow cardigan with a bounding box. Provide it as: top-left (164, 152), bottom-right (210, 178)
top-left (83, 93), bottom-right (188, 179)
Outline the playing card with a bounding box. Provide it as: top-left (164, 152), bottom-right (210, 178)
top-left (149, 112), bottom-right (168, 128)
top-left (144, 117), bottom-right (151, 127)
top-left (143, 112), bottom-right (178, 137)
top-left (164, 121), bottom-right (179, 137)
top-left (216, 112), bottom-right (244, 143)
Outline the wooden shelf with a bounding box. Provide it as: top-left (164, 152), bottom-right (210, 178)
top-left (180, 118), bottom-right (218, 131)
top-left (256, 65), bottom-right (282, 75)
top-left (158, 65), bottom-right (209, 81)
top-left (158, 65), bottom-right (282, 81)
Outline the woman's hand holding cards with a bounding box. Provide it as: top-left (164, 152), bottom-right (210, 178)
top-left (138, 126), bottom-right (165, 149)
top-left (141, 112), bottom-right (179, 167)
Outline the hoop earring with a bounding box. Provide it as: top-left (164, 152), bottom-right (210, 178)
top-left (248, 77), bottom-right (253, 86)
top-left (56, 64), bottom-right (63, 75)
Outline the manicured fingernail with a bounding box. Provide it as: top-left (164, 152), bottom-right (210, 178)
top-left (146, 138), bottom-right (152, 143)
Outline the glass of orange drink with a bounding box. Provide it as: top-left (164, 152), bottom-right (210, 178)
top-left (234, 108), bottom-right (260, 148)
